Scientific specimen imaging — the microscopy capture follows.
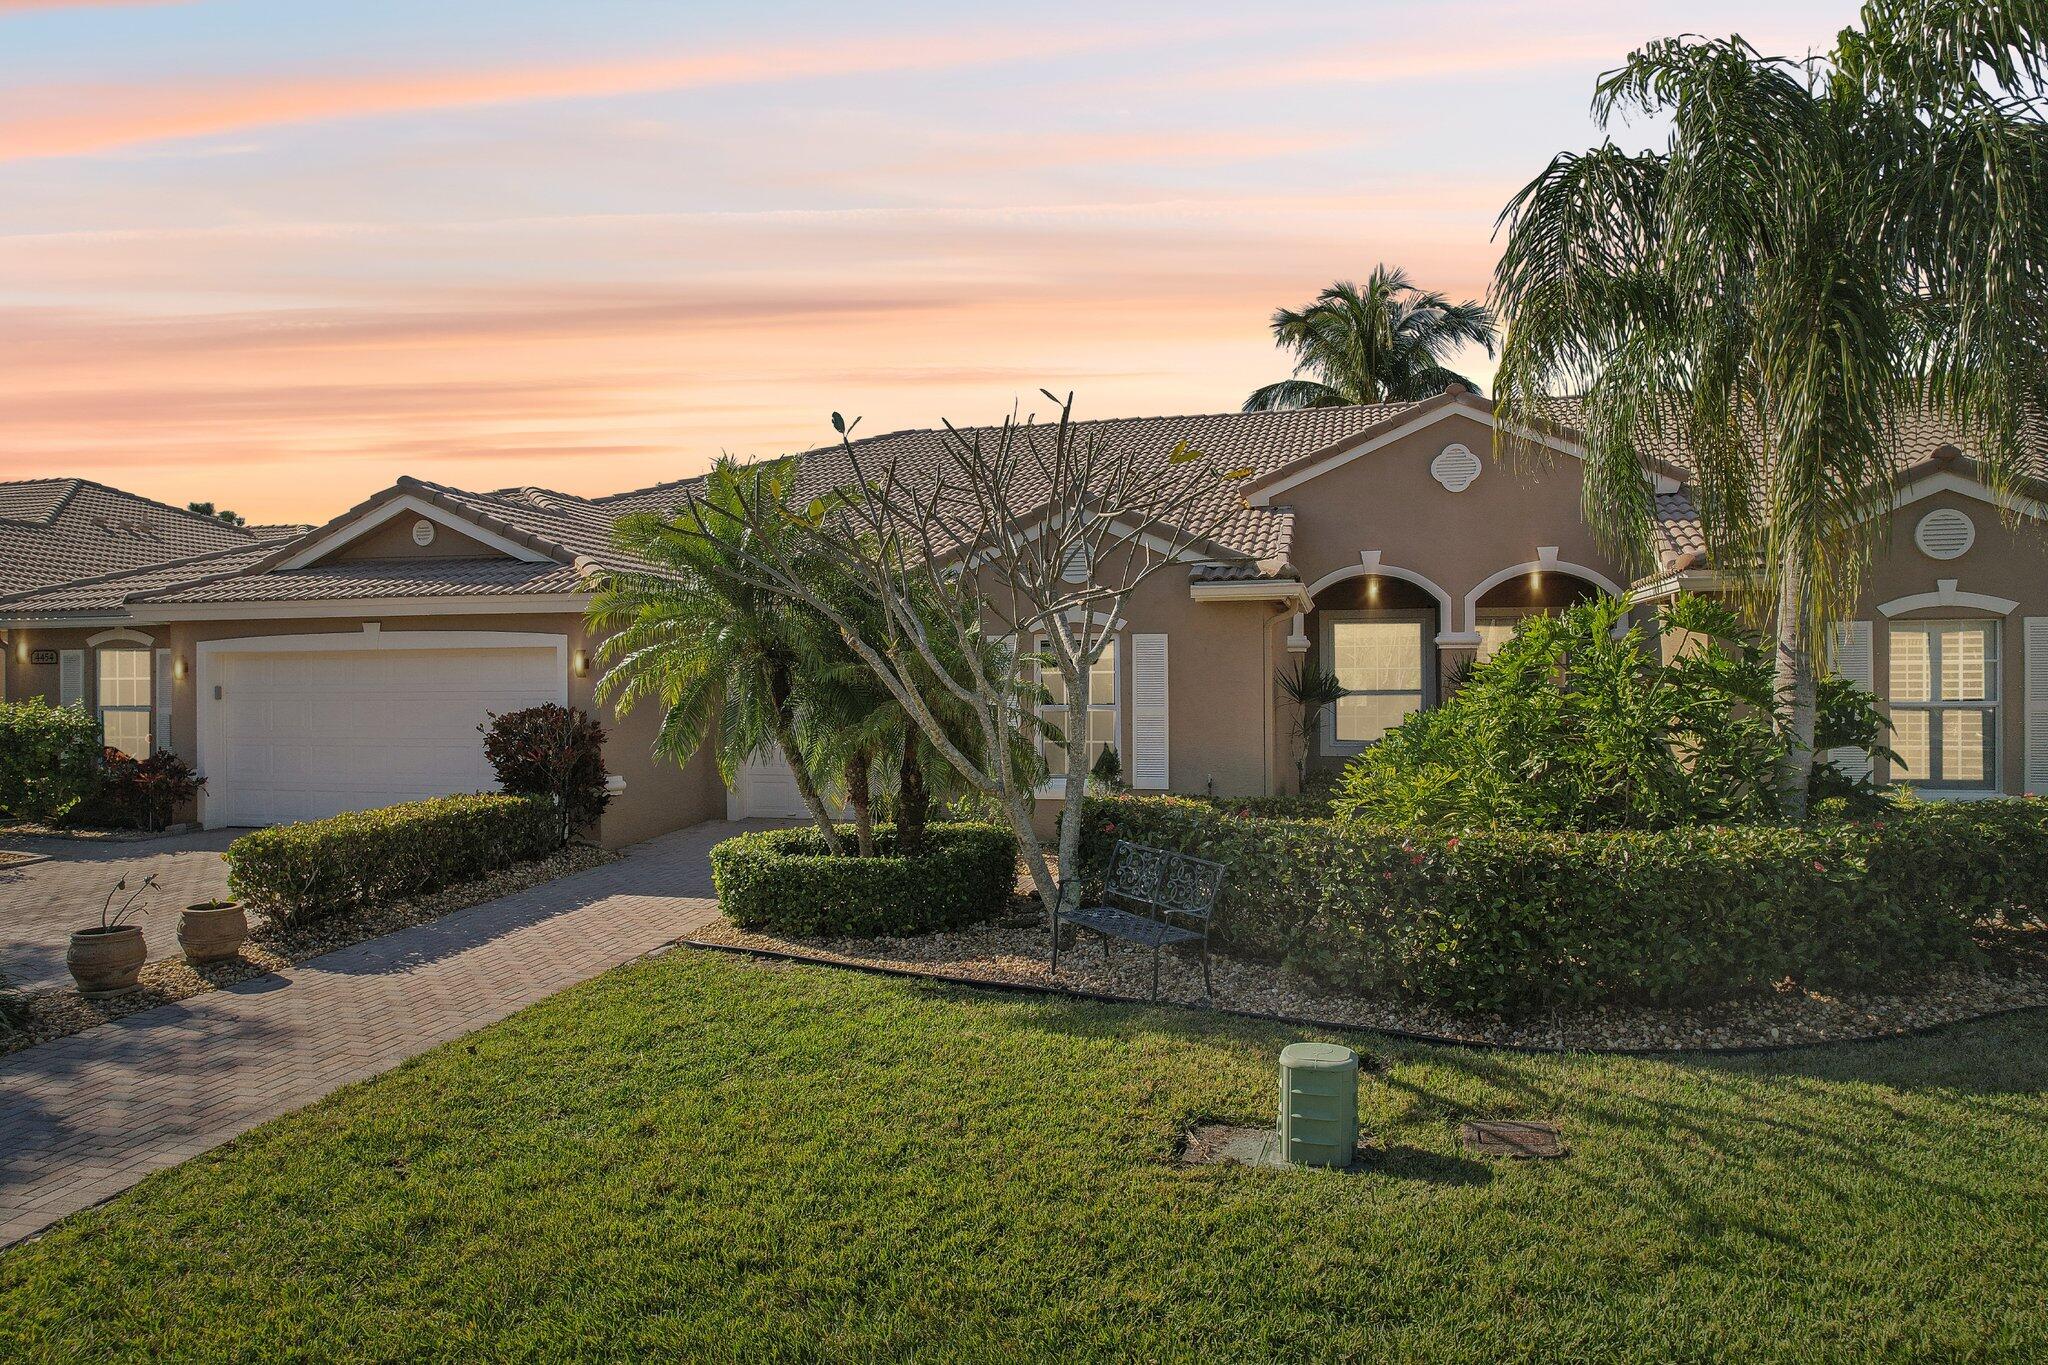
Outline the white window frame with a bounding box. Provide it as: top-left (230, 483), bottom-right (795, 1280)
top-left (95, 645), bottom-right (154, 757)
top-left (1034, 632), bottom-right (1119, 790)
top-left (1887, 619), bottom-right (1999, 792)
top-left (1319, 609), bottom-right (1433, 757)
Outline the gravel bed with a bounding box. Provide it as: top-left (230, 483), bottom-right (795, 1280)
top-left (0, 843), bottom-right (616, 1056)
top-left (691, 913), bottom-right (2048, 1052)
top-left (0, 822), bottom-right (200, 843)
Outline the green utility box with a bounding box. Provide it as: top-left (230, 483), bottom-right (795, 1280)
top-left (1277, 1042), bottom-right (1358, 1167)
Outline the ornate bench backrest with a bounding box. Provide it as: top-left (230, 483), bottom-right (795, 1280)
top-left (1106, 840), bottom-right (1224, 923)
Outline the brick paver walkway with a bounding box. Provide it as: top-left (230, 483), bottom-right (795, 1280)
top-left (0, 820), bottom-right (752, 1248)
top-left (0, 829), bottom-right (237, 990)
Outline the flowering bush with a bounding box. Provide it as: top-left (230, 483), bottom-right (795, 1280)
top-left (1080, 793), bottom-right (2045, 1013)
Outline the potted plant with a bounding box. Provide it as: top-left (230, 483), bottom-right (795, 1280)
top-left (66, 873), bottom-right (157, 998)
top-left (178, 898), bottom-right (247, 965)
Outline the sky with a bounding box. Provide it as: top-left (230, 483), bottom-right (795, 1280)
top-left (1, 0), bottom-right (1866, 523)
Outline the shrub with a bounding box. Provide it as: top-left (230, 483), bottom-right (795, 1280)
top-left (710, 821), bottom-right (1015, 937)
top-left (1332, 594), bottom-right (1891, 831)
top-left (480, 704), bottom-right (612, 841)
top-left (227, 794), bottom-right (561, 924)
top-left (1081, 793), bottom-right (2045, 1013)
top-left (74, 749), bottom-right (203, 831)
top-left (0, 700), bottom-right (103, 824)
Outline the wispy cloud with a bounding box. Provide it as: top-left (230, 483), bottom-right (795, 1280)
top-left (0, 24), bottom-right (1194, 161)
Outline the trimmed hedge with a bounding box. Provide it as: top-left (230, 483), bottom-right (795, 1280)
top-left (227, 794), bottom-right (562, 924)
top-left (0, 699), bottom-right (103, 824)
top-left (711, 822), bottom-right (1015, 937)
top-left (1081, 794), bottom-right (2048, 1013)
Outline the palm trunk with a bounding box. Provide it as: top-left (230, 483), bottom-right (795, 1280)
top-left (844, 750), bottom-right (876, 857)
top-left (896, 728), bottom-right (929, 856)
top-left (763, 662), bottom-right (844, 855)
top-left (1773, 553), bottom-right (1817, 821)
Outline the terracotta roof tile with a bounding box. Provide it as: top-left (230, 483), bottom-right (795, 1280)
top-left (136, 557), bottom-right (584, 605)
top-left (0, 478), bottom-right (297, 596)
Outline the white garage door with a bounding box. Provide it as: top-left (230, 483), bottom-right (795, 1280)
top-left (205, 641), bottom-right (564, 827)
top-left (730, 749), bottom-right (812, 819)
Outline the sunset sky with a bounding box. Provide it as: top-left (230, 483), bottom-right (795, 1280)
top-left (4, 0), bottom-right (1863, 522)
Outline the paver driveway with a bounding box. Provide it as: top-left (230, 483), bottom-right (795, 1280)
top-left (0, 819), bottom-right (750, 1248)
top-left (0, 829), bottom-right (236, 991)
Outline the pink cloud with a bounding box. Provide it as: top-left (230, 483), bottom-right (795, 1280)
top-left (0, 24), bottom-right (1196, 161)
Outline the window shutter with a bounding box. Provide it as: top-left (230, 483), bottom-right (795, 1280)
top-left (59, 650), bottom-right (84, 708)
top-left (1131, 632), bottom-right (1169, 790)
top-left (2026, 618), bottom-right (2048, 794)
top-left (154, 648), bottom-right (174, 752)
top-left (1825, 621), bottom-right (1874, 781)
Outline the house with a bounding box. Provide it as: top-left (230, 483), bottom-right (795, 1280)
top-left (0, 477), bottom-right (303, 595)
top-left (3, 387), bottom-right (2043, 849)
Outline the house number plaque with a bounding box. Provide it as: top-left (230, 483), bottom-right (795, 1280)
top-left (28, 649), bottom-right (57, 666)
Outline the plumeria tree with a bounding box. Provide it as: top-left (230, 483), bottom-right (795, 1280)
top-left (1491, 2), bottom-right (2048, 815)
top-left (659, 393), bottom-right (1252, 926)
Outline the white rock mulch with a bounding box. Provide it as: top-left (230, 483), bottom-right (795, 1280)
top-left (689, 916), bottom-right (2048, 1053)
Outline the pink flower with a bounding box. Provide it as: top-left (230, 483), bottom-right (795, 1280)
top-left (1446, 836), bottom-right (1461, 850)
top-left (1102, 822), bottom-right (1117, 834)
top-left (1382, 870), bottom-right (1395, 882)
top-left (1410, 853), bottom-right (1425, 866)
top-left (1813, 860), bottom-right (1826, 872)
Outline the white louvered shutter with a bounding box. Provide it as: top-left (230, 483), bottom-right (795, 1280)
top-left (1825, 621), bottom-right (1874, 781)
top-left (59, 650), bottom-right (84, 708)
top-left (2025, 618), bottom-right (2048, 794)
top-left (1131, 632), bottom-right (1169, 790)
top-left (154, 648), bottom-right (174, 752)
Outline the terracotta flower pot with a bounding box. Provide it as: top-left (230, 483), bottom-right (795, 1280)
top-left (67, 924), bottom-right (147, 998)
top-left (178, 902), bottom-right (248, 965)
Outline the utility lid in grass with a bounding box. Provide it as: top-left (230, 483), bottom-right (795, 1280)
top-left (1459, 1119), bottom-right (1567, 1158)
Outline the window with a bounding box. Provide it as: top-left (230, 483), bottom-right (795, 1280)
top-left (1322, 614), bottom-right (1427, 753)
top-left (1473, 610), bottom-right (1527, 664)
top-left (1888, 621), bottom-right (1997, 788)
top-left (97, 648), bottom-right (152, 757)
top-left (1039, 637), bottom-right (1117, 779)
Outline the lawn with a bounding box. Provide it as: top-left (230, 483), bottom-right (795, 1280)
top-left (4, 952), bottom-right (2045, 1361)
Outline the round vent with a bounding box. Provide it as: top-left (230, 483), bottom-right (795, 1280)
top-left (1914, 507), bottom-right (1975, 560)
top-left (411, 518), bottom-right (437, 547)
top-left (1430, 443), bottom-right (1482, 492)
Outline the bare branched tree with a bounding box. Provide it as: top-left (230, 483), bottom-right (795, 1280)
top-left (665, 392), bottom-right (1254, 925)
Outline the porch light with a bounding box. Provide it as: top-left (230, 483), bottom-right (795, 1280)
top-left (173, 656), bottom-right (187, 681)
top-left (572, 649), bottom-right (589, 678)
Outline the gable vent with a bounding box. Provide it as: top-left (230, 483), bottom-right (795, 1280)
top-left (1430, 443), bottom-right (1483, 493)
top-left (1914, 508), bottom-right (1975, 561)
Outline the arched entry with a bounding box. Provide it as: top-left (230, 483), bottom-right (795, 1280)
top-left (1300, 555), bottom-right (1453, 763)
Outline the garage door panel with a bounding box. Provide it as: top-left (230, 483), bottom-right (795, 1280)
top-left (209, 643), bottom-right (564, 827)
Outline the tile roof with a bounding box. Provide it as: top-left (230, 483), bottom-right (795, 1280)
top-left (0, 544), bottom-right (282, 621)
top-left (789, 404), bottom-right (1420, 584)
top-left (136, 557), bottom-right (584, 605)
top-left (0, 478), bottom-right (298, 596)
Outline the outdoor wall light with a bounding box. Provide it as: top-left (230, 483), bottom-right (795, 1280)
top-left (573, 649), bottom-right (590, 678)
top-left (174, 656), bottom-right (188, 681)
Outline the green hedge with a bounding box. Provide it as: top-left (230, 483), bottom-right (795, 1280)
top-left (711, 822), bottom-right (1015, 937)
top-left (0, 700), bottom-right (103, 824)
top-left (227, 794), bottom-right (562, 924)
top-left (1081, 794), bottom-right (2048, 1013)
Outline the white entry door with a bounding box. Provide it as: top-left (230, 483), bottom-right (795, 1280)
top-left (203, 637), bottom-right (565, 827)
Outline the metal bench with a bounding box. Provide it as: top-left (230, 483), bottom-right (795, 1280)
top-left (1052, 840), bottom-right (1225, 1000)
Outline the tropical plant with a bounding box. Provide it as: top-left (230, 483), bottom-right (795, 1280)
top-left (1275, 661), bottom-right (1345, 791)
top-left (590, 460), bottom-right (845, 854)
top-left (1491, 4), bottom-right (2048, 817)
top-left (659, 392), bottom-right (1251, 928)
top-left (1243, 265), bottom-right (1499, 411)
top-left (95, 874), bottom-right (158, 931)
top-left (186, 501), bottom-right (245, 526)
top-left (1329, 595), bottom-right (1892, 831)
top-left (81, 748), bottom-right (203, 832)
top-left (0, 699), bottom-right (103, 824)
top-left (480, 704), bottom-right (611, 843)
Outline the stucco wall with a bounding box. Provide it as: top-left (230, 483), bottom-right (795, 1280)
top-left (329, 518), bottom-right (510, 561)
top-left (1, 611), bottom-right (725, 848)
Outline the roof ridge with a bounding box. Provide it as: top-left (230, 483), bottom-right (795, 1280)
top-left (814, 400), bottom-right (1429, 454)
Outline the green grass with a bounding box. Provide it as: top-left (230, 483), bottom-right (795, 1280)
top-left (5, 952), bottom-right (2046, 1361)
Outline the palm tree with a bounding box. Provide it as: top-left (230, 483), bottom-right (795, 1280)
top-left (1243, 265), bottom-right (1499, 411)
top-left (589, 459), bottom-right (845, 853)
top-left (1490, 7), bottom-right (2048, 817)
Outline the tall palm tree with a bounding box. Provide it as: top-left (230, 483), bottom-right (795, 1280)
top-left (1491, 5), bottom-right (2048, 817)
top-left (589, 459), bottom-right (845, 853)
top-left (1243, 265), bottom-right (1499, 411)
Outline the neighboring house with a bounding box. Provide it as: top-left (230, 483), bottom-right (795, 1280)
top-left (2, 388), bottom-right (2043, 851)
top-left (0, 477), bottom-right (302, 596)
